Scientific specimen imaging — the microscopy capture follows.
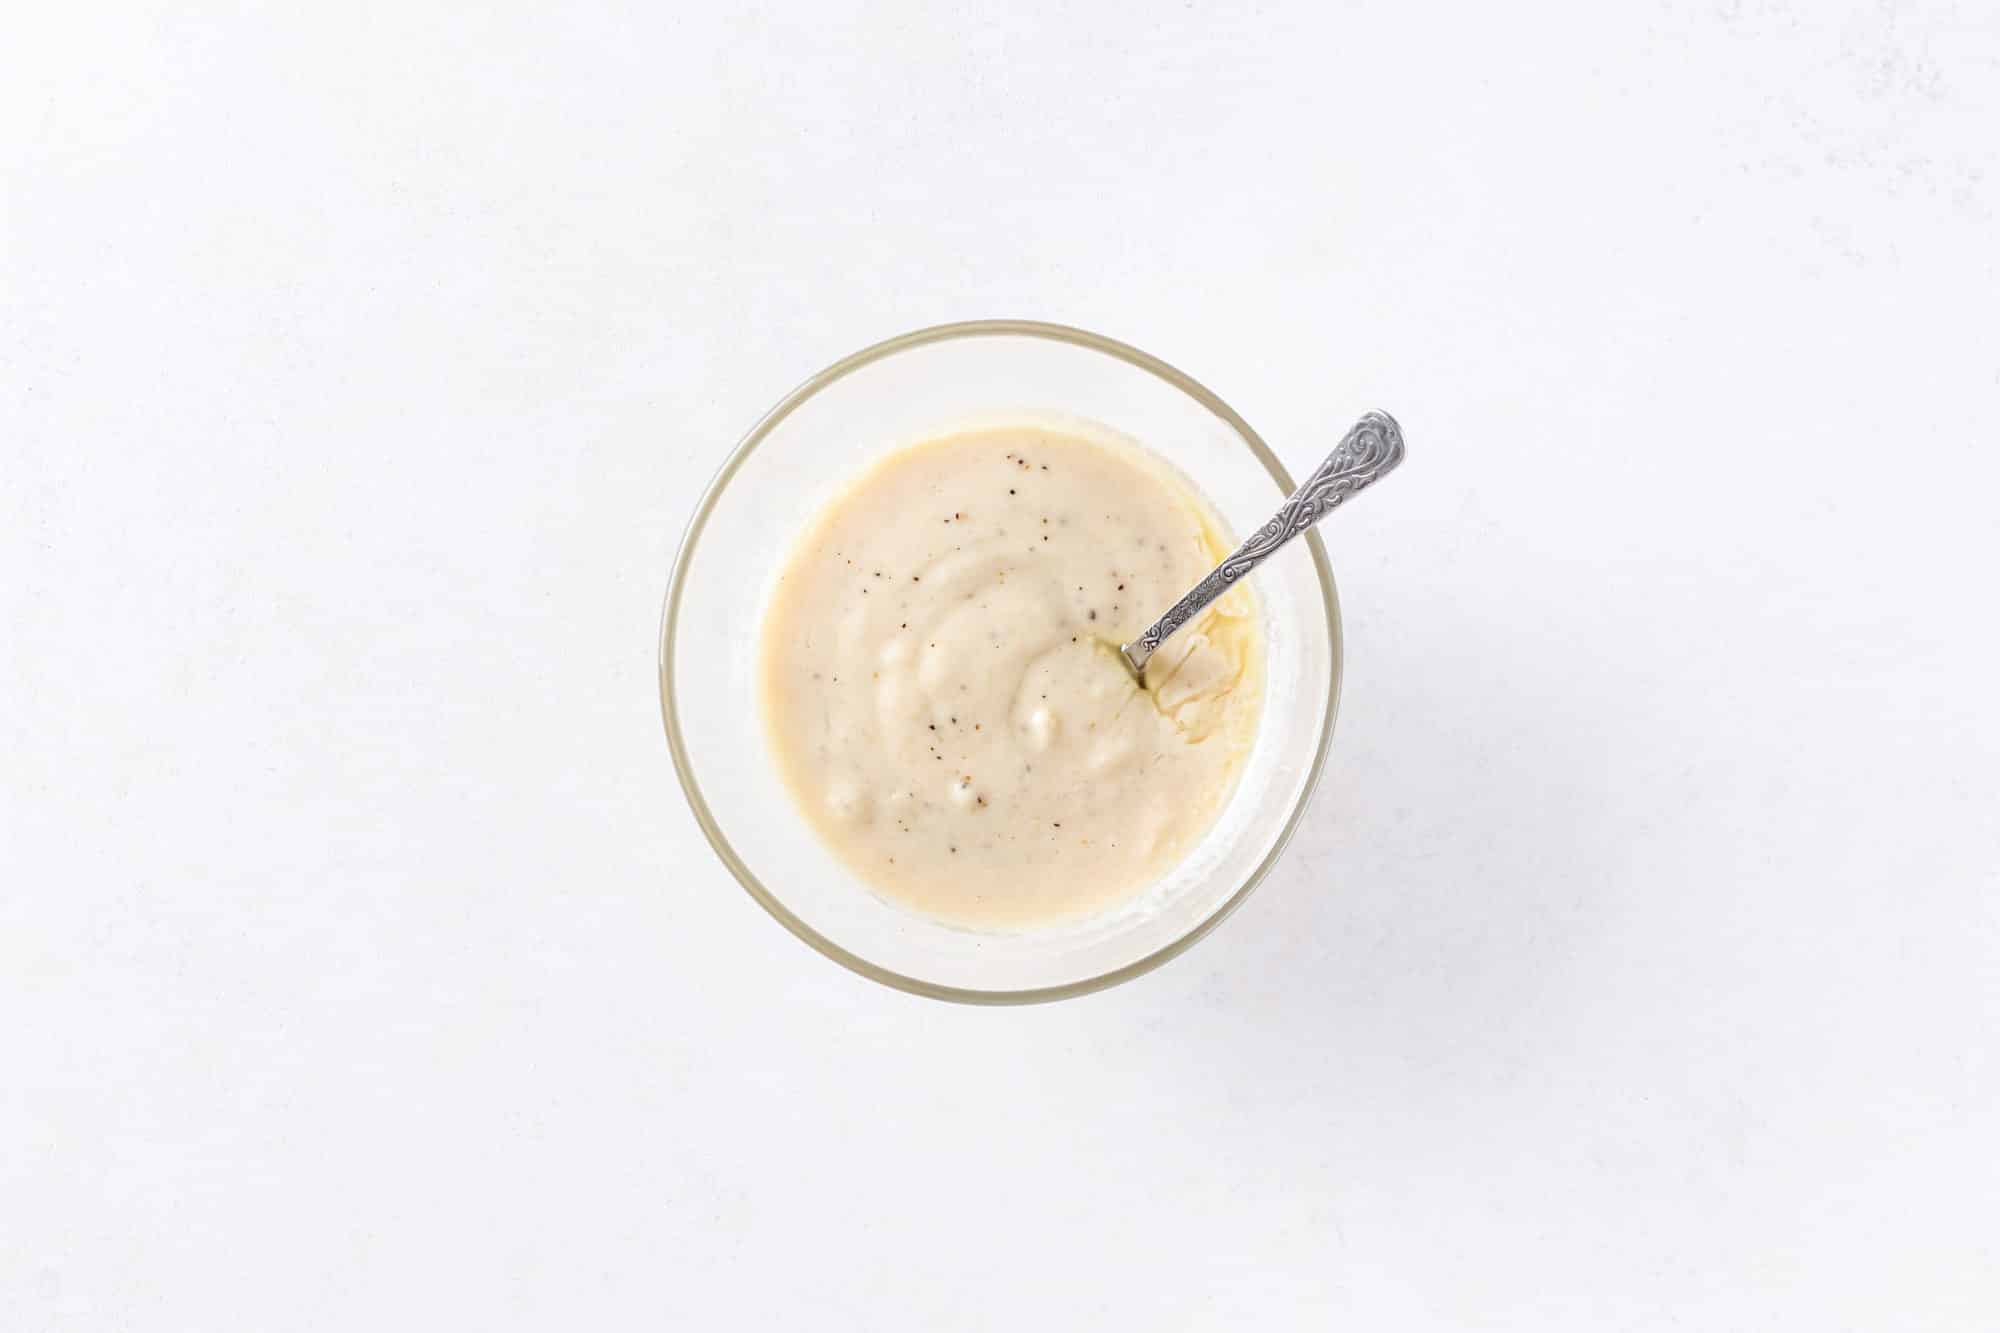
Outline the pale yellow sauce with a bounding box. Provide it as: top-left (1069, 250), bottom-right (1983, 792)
top-left (760, 424), bottom-right (1263, 928)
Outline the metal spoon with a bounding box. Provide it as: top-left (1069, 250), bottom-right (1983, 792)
top-left (1119, 410), bottom-right (1406, 683)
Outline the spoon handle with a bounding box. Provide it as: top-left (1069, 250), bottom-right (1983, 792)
top-left (1121, 411), bottom-right (1405, 678)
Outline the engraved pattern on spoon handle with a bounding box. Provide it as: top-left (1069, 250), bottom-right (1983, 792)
top-left (1122, 411), bottom-right (1405, 676)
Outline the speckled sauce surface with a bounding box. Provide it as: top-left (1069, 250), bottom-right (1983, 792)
top-left (760, 424), bottom-right (1264, 928)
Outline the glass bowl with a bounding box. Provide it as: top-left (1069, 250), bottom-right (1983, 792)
top-left (660, 320), bottom-right (1341, 1003)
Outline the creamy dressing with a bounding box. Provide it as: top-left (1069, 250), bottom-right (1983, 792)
top-left (759, 424), bottom-right (1263, 928)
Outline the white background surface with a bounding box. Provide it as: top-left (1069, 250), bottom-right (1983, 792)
top-left (6, 2), bottom-right (1998, 1328)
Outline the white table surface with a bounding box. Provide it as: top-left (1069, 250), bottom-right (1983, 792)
top-left (7, 3), bottom-right (1998, 1328)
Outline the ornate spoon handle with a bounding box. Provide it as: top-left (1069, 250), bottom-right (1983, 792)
top-left (1120, 411), bottom-right (1405, 680)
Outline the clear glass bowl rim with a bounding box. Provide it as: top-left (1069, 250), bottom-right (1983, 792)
top-left (658, 318), bottom-right (1343, 1004)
